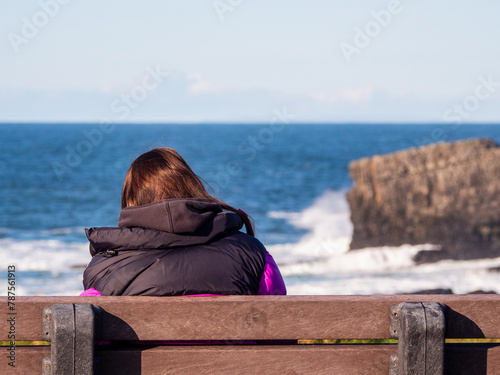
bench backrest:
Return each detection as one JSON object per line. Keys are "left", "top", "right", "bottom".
{"left": 2, "top": 295, "right": 500, "bottom": 374}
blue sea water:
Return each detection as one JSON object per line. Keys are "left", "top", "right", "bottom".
{"left": 2, "top": 123, "right": 500, "bottom": 295}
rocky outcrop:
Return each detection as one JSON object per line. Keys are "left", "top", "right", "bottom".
{"left": 347, "top": 138, "right": 500, "bottom": 261}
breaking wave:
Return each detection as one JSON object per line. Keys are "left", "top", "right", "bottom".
{"left": 267, "top": 190, "right": 500, "bottom": 295}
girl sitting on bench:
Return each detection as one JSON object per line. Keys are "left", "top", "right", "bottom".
{"left": 80, "top": 148, "right": 286, "bottom": 297}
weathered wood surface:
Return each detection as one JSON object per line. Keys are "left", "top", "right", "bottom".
{"left": 445, "top": 344, "right": 500, "bottom": 375}
{"left": 98, "top": 345, "right": 394, "bottom": 375}
{"left": 3, "top": 295, "right": 500, "bottom": 341}
{"left": 2, "top": 346, "right": 49, "bottom": 375}
{"left": 2, "top": 295, "right": 500, "bottom": 374}
{"left": 2, "top": 295, "right": 500, "bottom": 341}
{"left": 4, "top": 344, "right": 500, "bottom": 375}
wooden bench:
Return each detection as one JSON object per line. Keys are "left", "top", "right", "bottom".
{"left": 2, "top": 295, "right": 500, "bottom": 374}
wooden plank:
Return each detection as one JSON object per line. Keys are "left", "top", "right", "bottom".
{"left": 98, "top": 345, "right": 395, "bottom": 375}
{"left": 2, "top": 345, "right": 393, "bottom": 375}
{"left": 2, "top": 295, "right": 500, "bottom": 341}
{"left": 0, "top": 346, "right": 50, "bottom": 375}
{"left": 6, "top": 344, "right": 500, "bottom": 375}
{"left": 445, "top": 344, "right": 500, "bottom": 375}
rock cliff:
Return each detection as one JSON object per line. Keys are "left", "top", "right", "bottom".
{"left": 347, "top": 138, "right": 500, "bottom": 261}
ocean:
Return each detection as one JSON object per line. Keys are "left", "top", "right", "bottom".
{"left": 2, "top": 123, "right": 500, "bottom": 296}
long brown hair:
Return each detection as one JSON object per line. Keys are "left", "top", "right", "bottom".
{"left": 121, "top": 148, "right": 254, "bottom": 236}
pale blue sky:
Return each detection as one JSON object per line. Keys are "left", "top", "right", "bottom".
{"left": 1, "top": 0, "right": 499, "bottom": 123}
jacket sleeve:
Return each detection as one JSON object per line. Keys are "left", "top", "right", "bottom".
{"left": 257, "top": 252, "right": 287, "bottom": 295}
{"left": 80, "top": 288, "right": 101, "bottom": 296}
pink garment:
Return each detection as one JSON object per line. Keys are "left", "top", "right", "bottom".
{"left": 79, "top": 252, "right": 286, "bottom": 297}
{"left": 80, "top": 288, "right": 101, "bottom": 296}
{"left": 258, "top": 253, "right": 287, "bottom": 295}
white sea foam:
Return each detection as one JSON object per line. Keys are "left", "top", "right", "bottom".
{"left": 267, "top": 190, "right": 353, "bottom": 263}
{"left": 267, "top": 190, "right": 500, "bottom": 295}
{"left": 0, "top": 237, "right": 90, "bottom": 296}
{"left": 0, "top": 238, "right": 90, "bottom": 271}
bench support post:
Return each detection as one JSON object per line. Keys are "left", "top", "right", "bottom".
{"left": 389, "top": 302, "right": 445, "bottom": 375}
{"left": 42, "top": 304, "right": 101, "bottom": 375}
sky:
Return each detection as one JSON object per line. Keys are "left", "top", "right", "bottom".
{"left": 0, "top": 0, "right": 499, "bottom": 123}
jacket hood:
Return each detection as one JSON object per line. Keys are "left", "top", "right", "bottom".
{"left": 86, "top": 198, "right": 243, "bottom": 256}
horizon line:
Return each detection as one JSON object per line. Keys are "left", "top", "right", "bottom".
{"left": 1, "top": 121, "right": 500, "bottom": 126}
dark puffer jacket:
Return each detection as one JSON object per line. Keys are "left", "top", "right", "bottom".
{"left": 82, "top": 198, "right": 286, "bottom": 296}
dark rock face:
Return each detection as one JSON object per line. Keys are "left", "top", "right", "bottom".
{"left": 412, "top": 249, "right": 451, "bottom": 265}
{"left": 347, "top": 138, "right": 500, "bottom": 260}
{"left": 406, "top": 288, "right": 454, "bottom": 295}
{"left": 401, "top": 289, "right": 496, "bottom": 295}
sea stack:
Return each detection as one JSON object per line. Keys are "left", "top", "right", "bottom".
{"left": 347, "top": 138, "right": 500, "bottom": 261}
